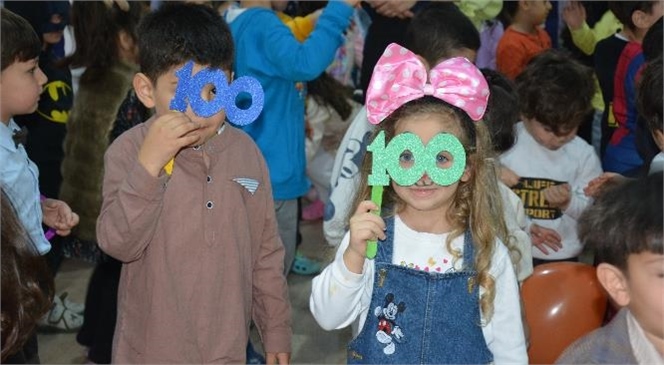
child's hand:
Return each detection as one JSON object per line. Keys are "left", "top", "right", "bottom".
{"left": 366, "top": 0, "right": 417, "bottom": 19}
{"left": 266, "top": 352, "right": 290, "bottom": 364}
{"left": 344, "top": 200, "right": 386, "bottom": 273}
{"left": 542, "top": 183, "right": 572, "bottom": 210}
{"left": 562, "top": 1, "right": 586, "bottom": 31}
{"left": 499, "top": 166, "right": 521, "bottom": 187}
{"left": 41, "top": 198, "right": 80, "bottom": 236}
{"left": 530, "top": 223, "right": 562, "bottom": 255}
{"left": 584, "top": 172, "right": 626, "bottom": 198}
{"left": 138, "top": 112, "right": 200, "bottom": 177}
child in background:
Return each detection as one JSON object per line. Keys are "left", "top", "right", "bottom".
{"left": 96, "top": 4, "right": 291, "bottom": 363}
{"left": 224, "top": 0, "right": 358, "bottom": 275}
{"left": 3, "top": 0, "right": 84, "bottom": 332}
{"left": 604, "top": 2, "right": 663, "bottom": 176}
{"left": 500, "top": 50, "right": 601, "bottom": 266}
{"left": 480, "top": 68, "right": 533, "bottom": 282}
{"left": 311, "top": 44, "right": 526, "bottom": 363}
{"left": 584, "top": 57, "right": 663, "bottom": 197}
{"left": 556, "top": 173, "right": 663, "bottom": 363}
{"left": 56, "top": 1, "right": 144, "bottom": 362}
{"left": 1, "top": 189, "right": 55, "bottom": 363}
{"left": 595, "top": 1, "right": 662, "bottom": 166}
{"left": 324, "top": 2, "right": 481, "bottom": 247}
{"left": 0, "top": 7, "right": 78, "bottom": 362}
{"left": 496, "top": 0, "right": 552, "bottom": 80}
{"left": 639, "top": 58, "right": 663, "bottom": 174}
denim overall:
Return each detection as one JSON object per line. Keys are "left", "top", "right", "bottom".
{"left": 347, "top": 217, "right": 493, "bottom": 364}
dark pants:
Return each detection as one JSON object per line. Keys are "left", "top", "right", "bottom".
{"left": 76, "top": 256, "right": 122, "bottom": 364}
{"left": 5, "top": 332, "right": 40, "bottom": 364}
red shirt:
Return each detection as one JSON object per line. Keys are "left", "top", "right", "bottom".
{"left": 497, "top": 27, "right": 552, "bottom": 80}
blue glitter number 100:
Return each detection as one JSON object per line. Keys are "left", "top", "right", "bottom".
{"left": 169, "top": 61, "right": 264, "bottom": 126}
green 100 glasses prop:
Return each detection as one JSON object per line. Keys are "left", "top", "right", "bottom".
{"left": 365, "top": 130, "right": 467, "bottom": 259}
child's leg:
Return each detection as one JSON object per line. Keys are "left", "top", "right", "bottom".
{"left": 274, "top": 199, "right": 298, "bottom": 276}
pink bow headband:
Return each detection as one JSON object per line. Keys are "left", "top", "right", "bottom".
{"left": 366, "top": 43, "right": 490, "bottom": 125}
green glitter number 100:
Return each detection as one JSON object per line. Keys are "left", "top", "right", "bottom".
{"left": 367, "top": 130, "right": 467, "bottom": 187}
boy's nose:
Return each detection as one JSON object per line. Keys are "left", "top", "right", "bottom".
{"left": 37, "top": 67, "right": 48, "bottom": 86}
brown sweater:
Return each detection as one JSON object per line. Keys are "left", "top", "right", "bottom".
{"left": 97, "top": 119, "right": 292, "bottom": 363}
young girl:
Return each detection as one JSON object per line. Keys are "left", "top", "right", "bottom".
{"left": 310, "top": 44, "right": 527, "bottom": 364}
{"left": 58, "top": 1, "right": 143, "bottom": 363}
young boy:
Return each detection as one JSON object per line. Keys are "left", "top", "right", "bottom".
{"left": 224, "top": 0, "right": 358, "bottom": 275}
{"left": 556, "top": 173, "right": 663, "bottom": 363}
{"left": 496, "top": 0, "right": 552, "bottom": 80}
{"left": 595, "top": 1, "right": 662, "bottom": 172}
{"left": 0, "top": 9, "right": 78, "bottom": 259}
{"left": 96, "top": 4, "right": 291, "bottom": 363}
{"left": 0, "top": 7, "right": 79, "bottom": 361}
{"left": 499, "top": 50, "right": 601, "bottom": 265}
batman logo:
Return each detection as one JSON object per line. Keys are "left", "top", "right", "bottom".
{"left": 36, "top": 80, "right": 72, "bottom": 123}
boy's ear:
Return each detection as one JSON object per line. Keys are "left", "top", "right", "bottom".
{"left": 631, "top": 10, "right": 656, "bottom": 30}
{"left": 133, "top": 72, "right": 155, "bottom": 109}
{"left": 596, "top": 263, "right": 631, "bottom": 307}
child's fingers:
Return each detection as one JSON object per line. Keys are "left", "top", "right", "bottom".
{"left": 534, "top": 242, "right": 549, "bottom": 255}
{"left": 355, "top": 200, "right": 380, "bottom": 215}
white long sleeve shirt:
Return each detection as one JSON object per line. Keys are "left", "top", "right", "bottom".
{"left": 499, "top": 122, "right": 603, "bottom": 260}
{"left": 310, "top": 215, "right": 528, "bottom": 364}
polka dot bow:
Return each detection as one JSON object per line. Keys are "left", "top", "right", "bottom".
{"left": 366, "top": 43, "right": 490, "bottom": 125}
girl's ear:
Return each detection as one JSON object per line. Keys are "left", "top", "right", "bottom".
{"left": 133, "top": 73, "right": 155, "bottom": 109}
{"left": 596, "top": 263, "right": 631, "bottom": 307}
{"left": 460, "top": 163, "right": 472, "bottom": 183}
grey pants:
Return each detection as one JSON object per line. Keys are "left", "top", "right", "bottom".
{"left": 274, "top": 199, "right": 298, "bottom": 276}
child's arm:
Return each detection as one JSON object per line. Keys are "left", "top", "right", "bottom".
{"left": 96, "top": 113, "right": 197, "bottom": 262}
{"left": 252, "top": 158, "right": 292, "bottom": 359}
{"left": 41, "top": 198, "right": 79, "bottom": 236}
{"left": 261, "top": 1, "right": 355, "bottom": 81}
{"left": 563, "top": 147, "right": 603, "bottom": 220}
{"left": 564, "top": 3, "right": 621, "bottom": 56}
{"left": 310, "top": 201, "right": 383, "bottom": 331}
{"left": 486, "top": 244, "right": 528, "bottom": 363}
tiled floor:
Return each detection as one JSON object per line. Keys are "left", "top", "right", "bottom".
{"left": 37, "top": 219, "right": 352, "bottom": 364}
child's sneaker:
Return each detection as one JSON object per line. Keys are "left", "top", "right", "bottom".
{"left": 38, "top": 295, "right": 84, "bottom": 333}
{"left": 246, "top": 341, "right": 265, "bottom": 364}
{"left": 291, "top": 251, "right": 322, "bottom": 275}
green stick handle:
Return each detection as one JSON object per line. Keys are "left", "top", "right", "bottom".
{"left": 366, "top": 185, "right": 384, "bottom": 259}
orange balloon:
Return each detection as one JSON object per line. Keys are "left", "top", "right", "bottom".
{"left": 521, "top": 262, "right": 608, "bottom": 364}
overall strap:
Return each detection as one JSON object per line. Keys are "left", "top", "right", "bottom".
{"left": 375, "top": 216, "right": 395, "bottom": 264}
{"left": 461, "top": 230, "right": 476, "bottom": 271}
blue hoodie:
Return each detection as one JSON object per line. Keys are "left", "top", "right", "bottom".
{"left": 226, "top": 2, "right": 353, "bottom": 200}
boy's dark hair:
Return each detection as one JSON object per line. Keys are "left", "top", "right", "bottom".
{"left": 578, "top": 173, "right": 663, "bottom": 271}
{"left": 500, "top": 1, "right": 520, "bottom": 21}
{"left": 637, "top": 57, "right": 663, "bottom": 134}
{"left": 643, "top": 17, "right": 663, "bottom": 62}
{"left": 64, "top": 1, "right": 143, "bottom": 83}
{"left": 0, "top": 8, "right": 41, "bottom": 71}
{"left": 405, "top": 3, "right": 480, "bottom": 66}
{"left": 516, "top": 50, "right": 595, "bottom": 134}
{"left": 609, "top": 1, "right": 658, "bottom": 31}
{"left": 137, "top": 3, "right": 234, "bottom": 83}
{"left": 481, "top": 69, "right": 519, "bottom": 154}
